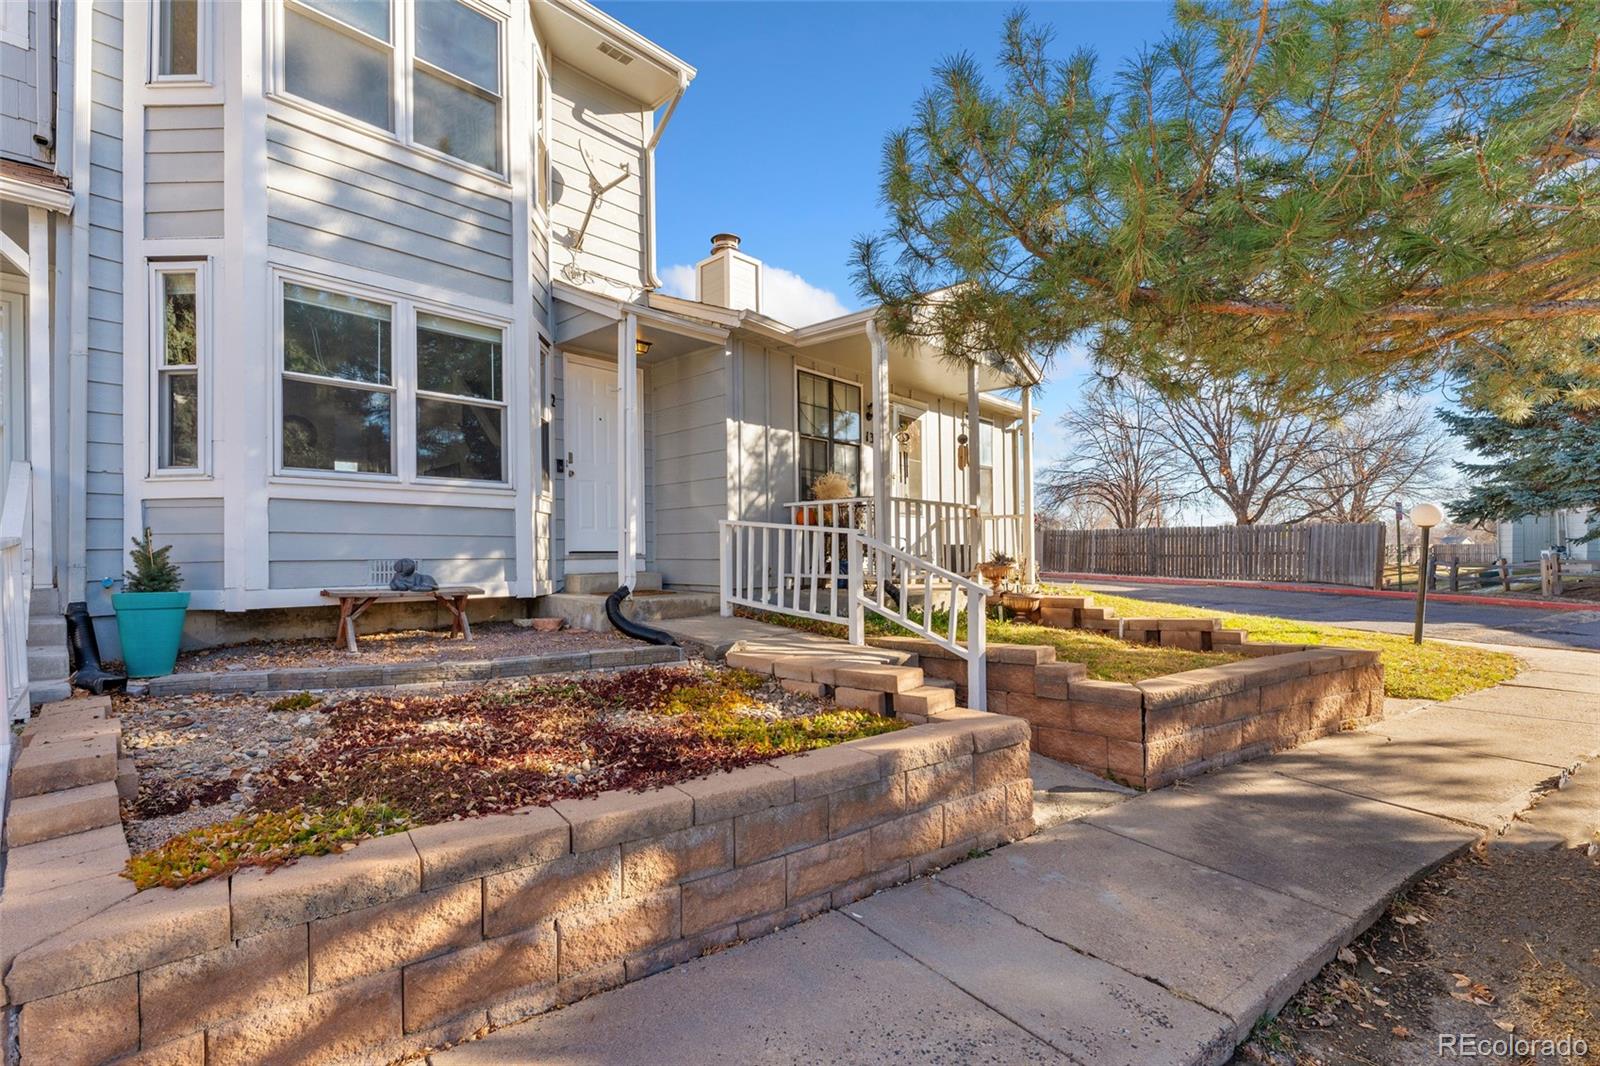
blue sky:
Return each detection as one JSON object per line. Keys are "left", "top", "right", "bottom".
{"left": 605, "top": 1, "right": 1169, "bottom": 468}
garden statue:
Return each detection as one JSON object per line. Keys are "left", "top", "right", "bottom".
{"left": 389, "top": 558, "right": 439, "bottom": 592}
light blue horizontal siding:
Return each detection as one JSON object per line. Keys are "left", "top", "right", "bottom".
{"left": 143, "top": 498, "right": 224, "bottom": 591}
{"left": 264, "top": 116, "right": 514, "bottom": 302}
{"left": 267, "top": 498, "right": 517, "bottom": 590}
{"left": 145, "top": 105, "right": 224, "bottom": 239}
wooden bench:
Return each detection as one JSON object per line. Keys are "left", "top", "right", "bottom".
{"left": 319, "top": 586, "right": 486, "bottom": 654}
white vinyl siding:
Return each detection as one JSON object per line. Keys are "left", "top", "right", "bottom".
{"left": 144, "top": 105, "right": 224, "bottom": 239}
{"left": 267, "top": 498, "right": 515, "bottom": 589}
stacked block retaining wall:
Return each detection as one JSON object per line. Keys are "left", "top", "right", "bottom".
{"left": 2, "top": 704, "right": 1032, "bottom": 1066}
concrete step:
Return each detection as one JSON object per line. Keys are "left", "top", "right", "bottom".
{"left": 894, "top": 685, "right": 957, "bottom": 718}
{"left": 27, "top": 612, "right": 66, "bottom": 646}
{"left": 5, "top": 781, "right": 121, "bottom": 847}
{"left": 28, "top": 643, "right": 70, "bottom": 679}
{"left": 534, "top": 590, "right": 720, "bottom": 632}
{"left": 563, "top": 571, "right": 664, "bottom": 596}
{"left": 11, "top": 718, "right": 119, "bottom": 797}
{"left": 28, "top": 587, "right": 62, "bottom": 617}
{"left": 835, "top": 664, "right": 926, "bottom": 695}
{"left": 27, "top": 679, "right": 74, "bottom": 708}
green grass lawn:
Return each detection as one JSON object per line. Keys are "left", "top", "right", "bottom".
{"left": 984, "top": 617, "right": 1243, "bottom": 683}
{"left": 1046, "top": 585, "right": 1521, "bottom": 701}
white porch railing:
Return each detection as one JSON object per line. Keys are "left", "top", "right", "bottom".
{"left": 2, "top": 461, "right": 34, "bottom": 805}
{"left": 983, "top": 514, "right": 1026, "bottom": 565}
{"left": 785, "top": 496, "right": 1004, "bottom": 576}
{"left": 719, "top": 518, "right": 989, "bottom": 710}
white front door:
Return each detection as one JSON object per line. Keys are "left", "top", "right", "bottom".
{"left": 564, "top": 359, "right": 620, "bottom": 552}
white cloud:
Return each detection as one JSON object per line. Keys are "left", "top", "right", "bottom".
{"left": 760, "top": 265, "right": 852, "bottom": 326}
{"left": 660, "top": 263, "right": 697, "bottom": 300}
{"left": 657, "top": 261, "right": 852, "bottom": 327}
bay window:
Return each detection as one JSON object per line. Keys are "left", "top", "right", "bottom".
{"left": 281, "top": 284, "right": 395, "bottom": 475}
{"left": 155, "top": 0, "right": 200, "bottom": 79}
{"left": 276, "top": 0, "right": 506, "bottom": 176}
{"left": 797, "top": 370, "right": 862, "bottom": 497}
{"left": 152, "top": 265, "right": 206, "bottom": 471}
{"left": 416, "top": 313, "right": 505, "bottom": 481}
{"left": 277, "top": 275, "right": 508, "bottom": 485}
{"left": 283, "top": 0, "right": 394, "bottom": 130}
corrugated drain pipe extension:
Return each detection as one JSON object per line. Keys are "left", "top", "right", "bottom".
{"left": 66, "top": 600, "right": 126, "bottom": 694}
{"left": 604, "top": 586, "right": 679, "bottom": 647}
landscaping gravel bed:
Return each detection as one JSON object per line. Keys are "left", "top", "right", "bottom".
{"left": 114, "top": 662, "right": 902, "bottom": 883}
{"left": 169, "top": 620, "right": 626, "bottom": 673}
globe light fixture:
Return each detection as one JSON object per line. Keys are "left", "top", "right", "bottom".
{"left": 1410, "top": 502, "right": 1444, "bottom": 643}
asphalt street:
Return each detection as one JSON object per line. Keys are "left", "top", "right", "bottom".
{"left": 1073, "top": 580, "right": 1600, "bottom": 653}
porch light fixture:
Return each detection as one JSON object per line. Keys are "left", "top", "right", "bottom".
{"left": 635, "top": 338, "right": 652, "bottom": 357}
{"left": 1409, "top": 502, "right": 1444, "bottom": 644}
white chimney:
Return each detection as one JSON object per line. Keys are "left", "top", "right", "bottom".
{"left": 695, "top": 232, "right": 762, "bottom": 312}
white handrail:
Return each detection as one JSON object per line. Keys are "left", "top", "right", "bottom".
{"left": 850, "top": 531, "right": 988, "bottom": 709}
{"left": 720, "top": 517, "right": 990, "bottom": 711}
{"left": 2, "top": 461, "right": 35, "bottom": 741}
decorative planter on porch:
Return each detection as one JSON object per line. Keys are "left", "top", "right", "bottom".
{"left": 111, "top": 591, "right": 190, "bottom": 678}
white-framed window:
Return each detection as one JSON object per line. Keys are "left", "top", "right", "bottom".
{"left": 978, "top": 418, "right": 996, "bottom": 513}
{"left": 415, "top": 312, "right": 505, "bottom": 482}
{"left": 797, "top": 369, "right": 862, "bottom": 497}
{"left": 533, "top": 48, "right": 551, "bottom": 218}
{"left": 274, "top": 270, "right": 510, "bottom": 486}
{"left": 149, "top": 261, "right": 209, "bottom": 473}
{"left": 151, "top": 0, "right": 207, "bottom": 83}
{"left": 273, "top": 0, "right": 508, "bottom": 178}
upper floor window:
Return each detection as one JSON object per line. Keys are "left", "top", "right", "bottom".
{"left": 156, "top": 0, "right": 199, "bottom": 77}
{"left": 276, "top": 0, "right": 505, "bottom": 176}
{"left": 533, "top": 53, "right": 550, "bottom": 215}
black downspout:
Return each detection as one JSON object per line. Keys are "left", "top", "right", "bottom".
{"left": 604, "top": 586, "right": 678, "bottom": 647}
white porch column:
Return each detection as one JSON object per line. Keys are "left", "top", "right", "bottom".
{"left": 617, "top": 313, "right": 638, "bottom": 590}
{"left": 966, "top": 360, "right": 983, "bottom": 566}
{"left": 1022, "top": 384, "right": 1036, "bottom": 585}
{"left": 26, "top": 206, "right": 52, "bottom": 590}
{"left": 867, "top": 320, "right": 890, "bottom": 544}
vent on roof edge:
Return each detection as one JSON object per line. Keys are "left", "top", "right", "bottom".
{"left": 597, "top": 41, "right": 634, "bottom": 65}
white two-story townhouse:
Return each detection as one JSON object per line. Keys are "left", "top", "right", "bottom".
{"left": 2, "top": 0, "right": 1040, "bottom": 709}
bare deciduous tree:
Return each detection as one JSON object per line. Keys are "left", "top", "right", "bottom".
{"left": 1290, "top": 404, "right": 1450, "bottom": 523}
{"left": 1039, "top": 383, "right": 1188, "bottom": 529}
{"left": 1149, "top": 379, "right": 1340, "bottom": 525}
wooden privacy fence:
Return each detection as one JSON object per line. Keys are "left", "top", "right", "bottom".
{"left": 1036, "top": 521, "right": 1386, "bottom": 588}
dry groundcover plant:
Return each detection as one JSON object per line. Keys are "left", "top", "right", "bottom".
{"left": 124, "top": 665, "right": 903, "bottom": 890}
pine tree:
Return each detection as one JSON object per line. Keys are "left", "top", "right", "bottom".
{"left": 123, "top": 527, "right": 184, "bottom": 593}
{"left": 1442, "top": 387, "right": 1600, "bottom": 540}
{"left": 854, "top": 2, "right": 1600, "bottom": 413}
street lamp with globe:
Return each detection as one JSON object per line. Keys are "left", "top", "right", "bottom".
{"left": 1410, "top": 502, "right": 1444, "bottom": 644}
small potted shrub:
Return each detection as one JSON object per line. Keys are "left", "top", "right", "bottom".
{"left": 112, "top": 528, "right": 189, "bottom": 677}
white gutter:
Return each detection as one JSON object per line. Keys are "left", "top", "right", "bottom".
{"left": 643, "top": 73, "right": 689, "bottom": 291}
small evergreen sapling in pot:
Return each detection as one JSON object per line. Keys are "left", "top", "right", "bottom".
{"left": 111, "top": 527, "right": 191, "bottom": 677}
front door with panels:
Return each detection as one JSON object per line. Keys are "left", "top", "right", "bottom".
{"left": 563, "top": 358, "right": 620, "bottom": 552}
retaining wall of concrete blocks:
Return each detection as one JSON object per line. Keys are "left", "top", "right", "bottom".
{"left": 868, "top": 636, "right": 1383, "bottom": 790}
{"left": 2, "top": 706, "right": 1033, "bottom": 1066}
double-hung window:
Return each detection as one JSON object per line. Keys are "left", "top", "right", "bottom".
{"left": 797, "top": 370, "right": 862, "bottom": 497}
{"left": 533, "top": 54, "right": 551, "bottom": 216}
{"left": 413, "top": 1, "right": 503, "bottom": 172}
{"left": 416, "top": 313, "right": 504, "bottom": 481}
{"left": 281, "top": 283, "right": 395, "bottom": 475}
{"left": 277, "top": 277, "right": 507, "bottom": 484}
{"left": 282, "top": 0, "right": 394, "bottom": 130}
{"left": 152, "top": 265, "right": 206, "bottom": 472}
{"left": 277, "top": 0, "right": 505, "bottom": 176}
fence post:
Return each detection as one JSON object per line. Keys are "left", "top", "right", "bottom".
{"left": 1449, "top": 557, "right": 1460, "bottom": 592}
{"left": 1500, "top": 557, "right": 1511, "bottom": 593}
{"left": 1426, "top": 547, "right": 1437, "bottom": 591}
{"left": 847, "top": 533, "right": 865, "bottom": 645}
{"left": 718, "top": 521, "right": 732, "bottom": 616}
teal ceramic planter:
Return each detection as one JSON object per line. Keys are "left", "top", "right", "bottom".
{"left": 111, "top": 590, "right": 190, "bottom": 678}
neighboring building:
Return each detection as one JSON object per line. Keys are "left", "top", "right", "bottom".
{"left": 1497, "top": 510, "right": 1599, "bottom": 563}
{"left": 1, "top": 0, "right": 1039, "bottom": 705}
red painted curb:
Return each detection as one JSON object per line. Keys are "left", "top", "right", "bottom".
{"left": 1041, "top": 572, "right": 1598, "bottom": 613}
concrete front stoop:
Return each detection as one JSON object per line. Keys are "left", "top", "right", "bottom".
{"left": 25, "top": 588, "right": 71, "bottom": 707}
{"left": 534, "top": 589, "right": 721, "bottom": 634}
{"left": 431, "top": 644, "right": 1600, "bottom": 1066}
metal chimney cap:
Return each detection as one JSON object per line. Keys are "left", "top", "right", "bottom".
{"left": 710, "top": 232, "right": 742, "bottom": 252}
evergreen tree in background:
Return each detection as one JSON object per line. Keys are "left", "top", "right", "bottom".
{"left": 1442, "top": 384, "right": 1600, "bottom": 540}
{"left": 854, "top": 1, "right": 1600, "bottom": 413}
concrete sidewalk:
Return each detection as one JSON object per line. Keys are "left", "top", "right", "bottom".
{"left": 431, "top": 646, "right": 1599, "bottom": 1066}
